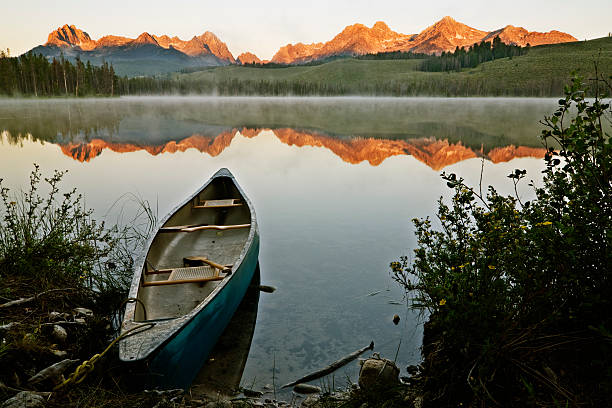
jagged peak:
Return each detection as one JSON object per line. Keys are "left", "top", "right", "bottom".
{"left": 439, "top": 16, "right": 457, "bottom": 23}
{"left": 133, "top": 32, "right": 158, "bottom": 44}
{"left": 46, "top": 24, "right": 94, "bottom": 48}
{"left": 200, "top": 31, "right": 220, "bottom": 40}
{"left": 237, "top": 52, "right": 262, "bottom": 65}
{"left": 372, "top": 21, "right": 391, "bottom": 31}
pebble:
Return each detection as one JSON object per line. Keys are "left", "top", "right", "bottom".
{"left": 51, "top": 325, "right": 67, "bottom": 343}
{"left": 73, "top": 307, "right": 93, "bottom": 317}
{"left": 50, "top": 349, "right": 68, "bottom": 358}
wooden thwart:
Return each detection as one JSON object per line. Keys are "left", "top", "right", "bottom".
{"left": 193, "top": 198, "right": 242, "bottom": 209}
{"left": 159, "top": 223, "right": 251, "bottom": 233}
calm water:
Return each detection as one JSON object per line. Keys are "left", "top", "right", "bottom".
{"left": 0, "top": 97, "right": 555, "bottom": 395}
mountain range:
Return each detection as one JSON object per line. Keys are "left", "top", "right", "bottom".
{"left": 27, "top": 17, "right": 577, "bottom": 76}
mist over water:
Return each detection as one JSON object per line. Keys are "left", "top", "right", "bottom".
{"left": 0, "top": 96, "right": 555, "bottom": 396}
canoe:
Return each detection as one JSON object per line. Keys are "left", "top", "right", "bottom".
{"left": 119, "top": 168, "right": 259, "bottom": 389}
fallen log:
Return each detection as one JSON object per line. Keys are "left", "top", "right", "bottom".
{"left": 0, "top": 322, "right": 18, "bottom": 332}
{"left": 0, "top": 288, "right": 75, "bottom": 309}
{"left": 281, "top": 341, "right": 374, "bottom": 389}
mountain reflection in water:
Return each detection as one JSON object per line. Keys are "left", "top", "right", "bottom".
{"left": 54, "top": 128, "right": 546, "bottom": 171}
{"left": 0, "top": 96, "right": 555, "bottom": 171}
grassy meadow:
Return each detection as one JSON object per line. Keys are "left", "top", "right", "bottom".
{"left": 134, "top": 37, "right": 612, "bottom": 97}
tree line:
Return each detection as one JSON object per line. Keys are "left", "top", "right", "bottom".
{"left": 357, "top": 50, "right": 429, "bottom": 60}
{"left": 118, "top": 75, "right": 569, "bottom": 97}
{"left": 354, "top": 36, "right": 529, "bottom": 72}
{"left": 418, "top": 36, "right": 529, "bottom": 72}
{"left": 0, "top": 50, "right": 117, "bottom": 97}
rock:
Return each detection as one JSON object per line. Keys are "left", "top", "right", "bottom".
{"left": 48, "top": 311, "right": 69, "bottom": 321}
{"left": 300, "top": 396, "right": 319, "bottom": 408}
{"left": 1, "top": 391, "right": 45, "bottom": 408}
{"left": 293, "top": 384, "right": 321, "bottom": 394}
{"left": 144, "top": 388, "right": 184, "bottom": 398}
{"left": 50, "top": 349, "right": 68, "bottom": 358}
{"left": 241, "top": 388, "right": 263, "bottom": 397}
{"left": 51, "top": 324, "right": 67, "bottom": 343}
{"left": 231, "top": 401, "right": 252, "bottom": 408}
{"left": 358, "top": 357, "right": 400, "bottom": 391}
{"left": 406, "top": 365, "right": 419, "bottom": 375}
{"left": 205, "top": 401, "right": 232, "bottom": 408}
{"left": 73, "top": 307, "right": 93, "bottom": 318}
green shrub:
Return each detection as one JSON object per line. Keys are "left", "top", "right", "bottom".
{"left": 392, "top": 73, "right": 611, "bottom": 406}
{"left": 0, "top": 164, "right": 140, "bottom": 297}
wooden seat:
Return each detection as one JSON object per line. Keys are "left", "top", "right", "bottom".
{"left": 142, "top": 257, "right": 231, "bottom": 287}
{"left": 193, "top": 199, "right": 242, "bottom": 209}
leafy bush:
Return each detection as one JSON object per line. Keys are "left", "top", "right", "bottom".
{"left": 0, "top": 164, "right": 145, "bottom": 298}
{"left": 392, "top": 73, "right": 611, "bottom": 406}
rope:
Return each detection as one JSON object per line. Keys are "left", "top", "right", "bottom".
{"left": 53, "top": 322, "right": 154, "bottom": 391}
{"left": 119, "top": 297, "right": 148, "bottom": 321}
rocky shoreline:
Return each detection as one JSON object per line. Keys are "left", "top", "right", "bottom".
{"left": 0, "top": 283, "right": 422, "bottom": 408}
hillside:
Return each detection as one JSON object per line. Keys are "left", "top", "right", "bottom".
{"left": 164, "top": 37, "right": 612, "bottom": 96}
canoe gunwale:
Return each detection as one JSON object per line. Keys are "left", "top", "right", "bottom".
{"left": 119, "top": 168, "right": 258, "bottom": 363}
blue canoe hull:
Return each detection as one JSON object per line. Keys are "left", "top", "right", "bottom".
{"left": 146, "top": 233, "right": 259, "bottom": 389}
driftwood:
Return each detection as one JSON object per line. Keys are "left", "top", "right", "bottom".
{"left": 258, "top": 285, "right": 276, "bottom": 293}
{"left": 41, "top": 321, "right": 87, "bottom": 327}
{"left": 281, "top": 341, "right": 374, "bottom": 389}
{"left": 0, "top": 322, "right": 18, "bottom": 331}
{"left": 28, "top": 359, "right": 79, "bottom": 386}
{"left": 0, "top": 288, "right": 74, "bottom": 309}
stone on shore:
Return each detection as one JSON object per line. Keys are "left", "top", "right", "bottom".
{"left": 293, "top": 383, "right": 321, "bottom": 394}
{"left": 1, "top": 391, "right": 45, "bottom": 408}
{"left": 358, "top": 357, "right": 400, "bottom": 390}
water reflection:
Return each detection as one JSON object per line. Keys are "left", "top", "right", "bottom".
{"left": 190, "top": 265, "right": 261, "bottom": 397}
{"left": 0, "top": 97, "right": 554, "bottom": 171}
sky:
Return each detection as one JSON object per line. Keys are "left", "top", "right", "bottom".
{"left": 1, "top": 0, "right": 610, "bottom": 60}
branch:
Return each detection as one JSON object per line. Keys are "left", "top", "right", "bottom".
{"left": 281, "top": 341, "right": 374, "bottom": 388}
{"left": 0, "top": 288, "right": 75, "bottom": 309}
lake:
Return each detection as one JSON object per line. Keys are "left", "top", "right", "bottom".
{"left": 0, "top": 96, "right": 555, "bottom": 397}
